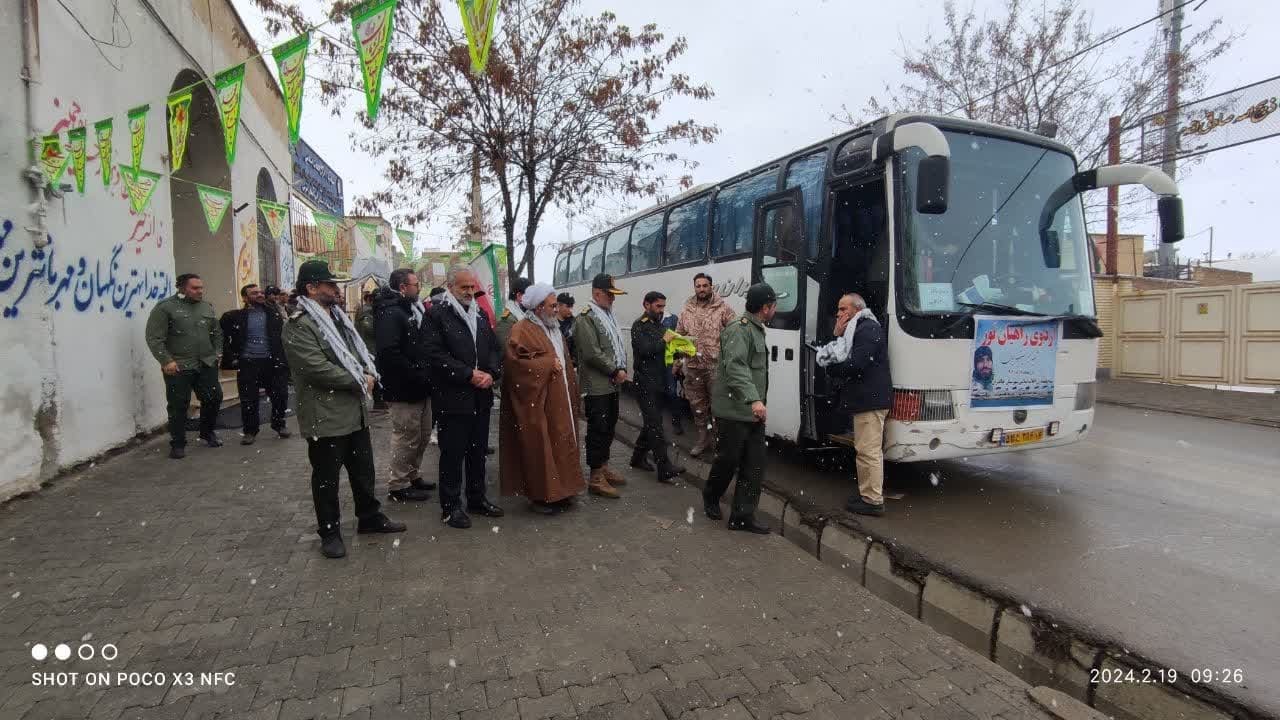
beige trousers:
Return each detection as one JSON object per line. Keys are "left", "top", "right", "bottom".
{"left": 853, "top": 409, "right": 888, "bottom": 505}
{"left": 388, "top": 399, "right": 431, "bottom": 490}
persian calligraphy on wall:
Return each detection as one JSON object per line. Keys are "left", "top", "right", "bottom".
{"left": 1135, "top": 75, "right": 1280, "bottom": 163}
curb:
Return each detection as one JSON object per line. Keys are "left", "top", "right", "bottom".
{"left": 614, "top": 415, "right": 1262, "bottom": 720}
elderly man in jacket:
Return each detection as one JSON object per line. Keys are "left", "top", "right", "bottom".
{"left": 374, "top": 268, "right": 435, "bottom": 503}
{"left": 676, "top": 272, "right": 736, "bottom": 456}
{"left": 820, "top": 293, "right": 893, "bottom": 517}
{"left": 284, "top": 260, "right": 406, "bottom": 559}
{"left": 573, "top": 273, "right": 630, "bottom": 498}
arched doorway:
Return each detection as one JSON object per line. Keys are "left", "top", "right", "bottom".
{"left": 167, "top": 69, "right": 234, "bottom": 312}
{"left": 256, "top": 169, "right": 279, "bottom": 288}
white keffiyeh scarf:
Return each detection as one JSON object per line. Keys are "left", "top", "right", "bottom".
{"left": 589, "top": 301, "right": 628, "bottom": 370}
{"left": 296, "top": 295, "right": 380, "bottom": 393}
{"left": 509, "top": 304, "right": 526, "bottom": 322}
{"left": 443, "top": 290, "right": 480, "bottom": 368}
{"left": 410, "top": 300, "right": 424, "bottom": 329}
{"left": 816, "top": 308, "right": 876, "bottom": 368}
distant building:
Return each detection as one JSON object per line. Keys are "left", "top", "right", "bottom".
{"left": 289, "top": 140, "right": 352, "bottom": 274}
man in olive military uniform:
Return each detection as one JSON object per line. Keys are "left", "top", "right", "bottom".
{"left": 495, "top": 276, "right": 533, "bottom": 350}
{"left": 630, "top": 291, "right": 685, "bottom": 483}
{"left": 702, "top": 283, "right": 778, "bottom": 534}
{"left": 284, "top": 260, "right": 406, "bottom": 559}
{"left": 573, "top": 273, "right": 630, "bottom": 498}
{"left": 145, "top": 273, "right": 224, "bottom": 459}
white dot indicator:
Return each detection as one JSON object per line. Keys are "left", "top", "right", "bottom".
{"left": 31, "top": 644, "right": 48, "bottom": 661}
{"left": 54, "top": 644, "right": 71, "bottom": 661}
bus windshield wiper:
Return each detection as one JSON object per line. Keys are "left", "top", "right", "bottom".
{"left": 956, "top": 301, "right": 1049, "bottom": 317}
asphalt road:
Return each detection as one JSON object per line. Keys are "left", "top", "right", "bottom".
{"left": 621, "top": 400, "right": 1280, "bottom": 717}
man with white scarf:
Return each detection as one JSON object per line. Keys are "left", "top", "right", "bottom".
{"left": 572, "top": 273, "right": 631, "bottom": 498}
{"left": 284, "top": 260, "right": 406, "bottom": 560}
{"left": 819, "top": 293, "right": 893, "bottom": 518}
{"left": 498, "top": 283, "right": 586, "bottom": 514}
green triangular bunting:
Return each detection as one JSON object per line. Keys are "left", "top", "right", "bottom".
{"left": 396, "top": 229, "right": 414, "bottom": 257}
{"left": 197, "top": 184, "right": 233, "bottom": 233}
{"left": 272, "top": 34, "right": 310, "bottom": 148}
{"left": 258, "top": 199, "right": 290, "bottom": 240}
{"left": 213, "top": 64, "right": 246, "bottom": 166}
{"left": 356, "top": 221, "right": 379, "bottom": 253}
{"left": 458, "top": 0, "right": 500, "bottom": 75}
{"left": 167, "top": 89, "right": 193, "bottom": 172}
{"left": 38, "top": 134, "right": 70, "bottom": 188}
{"left": 351, "top": 0, "right": 398, "bottom": 120}
{"left": 314, "top": 211, "right": 341, "bottom": 251}
{"left": 67, "top": 127, "right": 87, "bottom": 194}
{"left": 127, "top": 104, "right": 148, "bottom": 169}
{"left": 118, "top": 164, "right": 162, "bottom": 214}
{"left": 94, "top": 118, "right": 113, "bottom": 187}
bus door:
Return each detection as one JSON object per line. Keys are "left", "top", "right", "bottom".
{"left": 751, "top": 187, "right": 807, "bottom": 442}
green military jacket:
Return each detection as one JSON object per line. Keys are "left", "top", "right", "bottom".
{"left": 495, "top": 307, "right": 520, "bottom": 351}
{"left": 573, "top": 305, "right": 624, "bottom": 397}
{"left": 711, "top": 314, "right": 769, "bottom": 423}
{"left": 355, "top": 303, "right": 377, "bottom": 352}
{"left": 283, "top": 309, "right": 369, "bottom": 439}
{"left": 145, "top": 294, "right": 221, "bottom": 370}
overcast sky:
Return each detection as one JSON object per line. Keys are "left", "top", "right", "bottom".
{"left": 233, "top": 0, "right": 1279, "bottom": 280}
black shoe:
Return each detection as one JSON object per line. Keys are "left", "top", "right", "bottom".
{"left": 442, "top": 507, "right": 472, "bottom": 529}
{"left": 411, "top": 477, "right": 437, "bottom": 491}
{"left": 389, "top": 487, "right": 431, "bottom": 503}
{"left": 240, "top": 434, "right": 256, "bottom": 446}
{"left": 529, "top": 501, "right": 561, "bottom": 516}
{"left": 200, "top": 433, "right": 223, "bottom": 448}
{"left": 630, "top": 456, "right": 655, "bottom": 472}
{"left": 845, "top": 497, "right": 886, "bottom": 517}
{"left": 357, "top": 515, "right": 407, "bottom": 534}
{"left": 467, "top": 500, "right": 505, "bottom": 518}
{"left": 169, "top": 446, "right": 186, "bottom": 460}
{"left": 727, "top": 516, "right": 770, "bottom": 534}
{"left": 275, "top": 428, "right": 292, "bottom": 439}
{"left": 703, "top": 498, "right": 723, "bottom": 520}
{"left": 320, "top": 534, "right": 347, "bottom": 559}
{"left": 658, "top": 465, "right": 685, "bottom": 484}
{"left": 553, "top": 496, "right": 577, "bottom": 510}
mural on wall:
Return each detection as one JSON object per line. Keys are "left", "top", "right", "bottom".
{"left": 237, "top": 214, "right": 259, "bottom": 290}
{"left": 1, "top": 220, "right": 171, "bottom": 319}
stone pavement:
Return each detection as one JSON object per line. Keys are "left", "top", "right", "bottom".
{"left": 1096, "top": 378, "right": 1280, "bottom": 428}
{"left": 0, "top": 412, "right": 1057, "bottom": 720}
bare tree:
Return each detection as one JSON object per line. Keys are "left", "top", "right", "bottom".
{"left": 835, "top": 0, "right": 1235, "bottom": 222}
{"left": 251, "top": 0, "right": 718, "bottom": 280}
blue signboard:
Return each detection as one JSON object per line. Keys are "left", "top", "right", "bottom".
{"left": 291, "top": 139, "right": 344, "bottom": 216}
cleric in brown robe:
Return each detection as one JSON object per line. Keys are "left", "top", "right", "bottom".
{"left": 499, "top": 283, "right": 586, "bottom": 514}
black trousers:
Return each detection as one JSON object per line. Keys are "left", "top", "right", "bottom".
{"left": 236, "top": 358, "right": 288, "bottom": 435}
{"left": 306, "top": 428, "right": 383, "bottom": 538}
{"left": 437, "top": 410, "right": 491, "bottom": 511}
{"left": 164, "top": 365, "right": 222, "bottom": 448}
{"left": 703, "top": 418, "right": 766, "bottom": 520}
{"left": 584, "top": 393, "right": 620, "bottom": 470}
{"left": 633, "top": 386, "right": 674, "bottom": 471}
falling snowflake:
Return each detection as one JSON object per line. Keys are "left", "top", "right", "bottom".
{"left": 685, "top": 508, "right": 694, "bottom": 524}
{"left": 930, "top": 472, "right": 940, "bottom": 486}
{"left": 1176, "top": 440, "right": 1191, "bottom": 448}
{"left": 250, "top": 578, "right": 257, "bottom": 586}
{"left": 81, "top": 632, "right": 93, "bottom": 642}
{"left": 448, "top": 658, "right": 457, "bottom": 668}
{"left": 392, "top": 538, "right": 401, "bottom": 548}
{"left": 139, "top": 521, "right": 146, "bottom": 527}
{"left": 491, "top": 526, "right": 500, "bottom": 534}
{"left": 1020, "top": 604, "right": 1032, "bottom": 617}
{"left": 94, "top": 512, "right": 101, "bottom": 518}
{"left": 10, "top": 591, "right": 19, "bottom": 599}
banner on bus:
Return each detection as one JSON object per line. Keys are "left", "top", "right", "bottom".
{"left": 970, "top": 316, "right": 1059, "bottom": 411}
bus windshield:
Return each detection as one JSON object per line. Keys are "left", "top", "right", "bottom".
{"left": 899, "top": 131, "right": 1095, "bottom": 318}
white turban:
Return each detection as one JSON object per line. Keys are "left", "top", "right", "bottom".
{"left": 521, "top": 283, "right": 556, "bottom": 311}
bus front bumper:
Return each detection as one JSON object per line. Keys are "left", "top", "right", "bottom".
{"left": 883, "top": 408, "right": 1094, "bottom": 462}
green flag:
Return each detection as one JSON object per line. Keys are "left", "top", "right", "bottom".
{"left": 127, "top": 104, "right": 148, "bottom": 169}
{"left": 356, "top": 221, "right": 379, "bottom": 253}
{"left": 396, "top": 229, "right": 414, "bottom": 257}
{"left": 38, "top": 134, "right": 70, "bottom": 188}
{"left": 167, "top": 89, "right": 193, "bottom": 172}
{"left": 457, "top": 0, "right": 500, "bottom": 75}
{"left": 118, "top": 164, "right": 162, "bottom": 214}
{"left": 314, "top": 211, "right": 340, "bottom": 251}
{"left": 67, "top": 127, "right": 87, "bottom": 194}
{"left": 258, "top": 199, "right": 290, "bottom": 240}
{"left": 351, "top": 0, "right": 397, "bottom": 120}
{"left": 196, "top": 184, "right": 232, "bottom": 233}
{"left": 94, "top": 118, "right": 113, "bottom": 187}
{"left": 272, "top": 34, "right": 309, "bottom": 147}
{"left": 213, "top": 63, "right": 246, "bottom": 166}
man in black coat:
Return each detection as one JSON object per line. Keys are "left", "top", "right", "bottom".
{"left": 420, "top": 265, "right": 505, "bottom": 529}
{"left": 630, "top": 291, "right": 685, "bottom": 483}
{"left": 826, "top": 293, "right": 893, "bottom": 517}
{"left": 221, "top": 283, "right": 290, "bottom": 445}
{"left": 374, "top": 268, "right": 436, "bottom": 503}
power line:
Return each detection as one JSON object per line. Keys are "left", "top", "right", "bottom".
{"left": 945, "top": 0, "right": 1207, "bottom": 116}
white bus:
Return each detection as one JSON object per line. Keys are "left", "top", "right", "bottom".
{"left": 553, "top": 114, "right": 1183, "bottom": 462}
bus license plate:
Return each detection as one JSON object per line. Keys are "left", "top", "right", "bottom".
{"left": 1002, "top": 428, "right": 1045, "bottom": 446}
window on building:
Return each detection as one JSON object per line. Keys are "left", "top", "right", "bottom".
{"left": 664, "top": 196, "right": 710, "bottom": 265}
{"left": 784, "top": 151, "right": 827, "bottom": 258}
{"left": 712, "top": 169, "right": 778, "bottom": 257}
{"left": 630, "top": 214, "right": 663, "bottom": 272}
{"left": 568, "top": 244, "right": 586, "bottom": 283}
{"left": 582, "top": 235, "right": 605, "bottom": 281}
{"left": 603, "top": 225, "right": 631, "bottom": 276}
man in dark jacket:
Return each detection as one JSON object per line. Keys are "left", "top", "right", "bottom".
{"left": 556, "top": 292, "right": 576, "bottom": 359}
{"left": 421, "top": 265, "right": 505, "bottom": 529}
{"left": 374, "top": 268, "right": 435, "bottom": 503}
{"left": 826, "top": 293, "right": 892, "bottom": 517}
{"left": 630, "top": 291, "right": 685, "bottom": 483}
{"left": 221, "top": 283, "right": 291, "bottom": 445}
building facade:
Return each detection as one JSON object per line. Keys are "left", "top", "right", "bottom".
{"left": 1, "top": 0, "right": 294, "bottom": 500}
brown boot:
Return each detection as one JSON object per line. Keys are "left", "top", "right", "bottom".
{"left": 602, "top": 465, "right": 628, "bottom": 487}
{"left": 588, "top": 468, "right": 620, "bottom": 498}
{"left": 690, "top": 426, "right": 711, "bottom": 457}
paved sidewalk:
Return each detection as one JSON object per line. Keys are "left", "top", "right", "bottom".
{"left": 1096, "top": 378, "right": 1280, "bottom": 428}
{"left": 0, "top": 414, "right": 1055, "bottom": 720}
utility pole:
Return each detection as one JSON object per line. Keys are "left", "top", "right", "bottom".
{"left": 1157, "top": 0, "right": 1183, "bottom": 267}
{"left": 1106, "top": 116, "right": 1121, "bottom": 275}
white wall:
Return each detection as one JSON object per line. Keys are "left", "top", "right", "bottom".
{"left": 0, "top": 0, "right": 291, "bottom": 500}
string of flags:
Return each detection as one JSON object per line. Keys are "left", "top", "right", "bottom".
{"left": 31, "top": 0, "right": 498, "bottom": 253}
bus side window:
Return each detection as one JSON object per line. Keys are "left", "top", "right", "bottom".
{"left": 554, "top": 251, "right": 569, "bottom": 286}
{"left": 784, "top": 150, "right": 827, "bottom": 259}
{"left": 713, "top": 169, "right": 778, "bottom": 257}
{"left": 665, "top": 196, "right": 710, "bottom": 265}
{"left": 630, "top": 214, "right": 663, "bottom": 272}
{"left": 568, "top": 244, "right": 586, "bottom": 284}
{"left": 603, "top": 226, "right": 630, "bottom": 277}
{"left": 582, "top": 235, "right": 606, "bottom": 281}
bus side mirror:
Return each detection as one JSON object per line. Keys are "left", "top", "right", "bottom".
{"left": 916, "top": 155, "right": 950, "bottom": 214}
{"left": 1158, "top": 196, "right": 1184, "bottom": 244}
{"left": 1040, "top": 229, "right": 1062, "bottom": 269}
